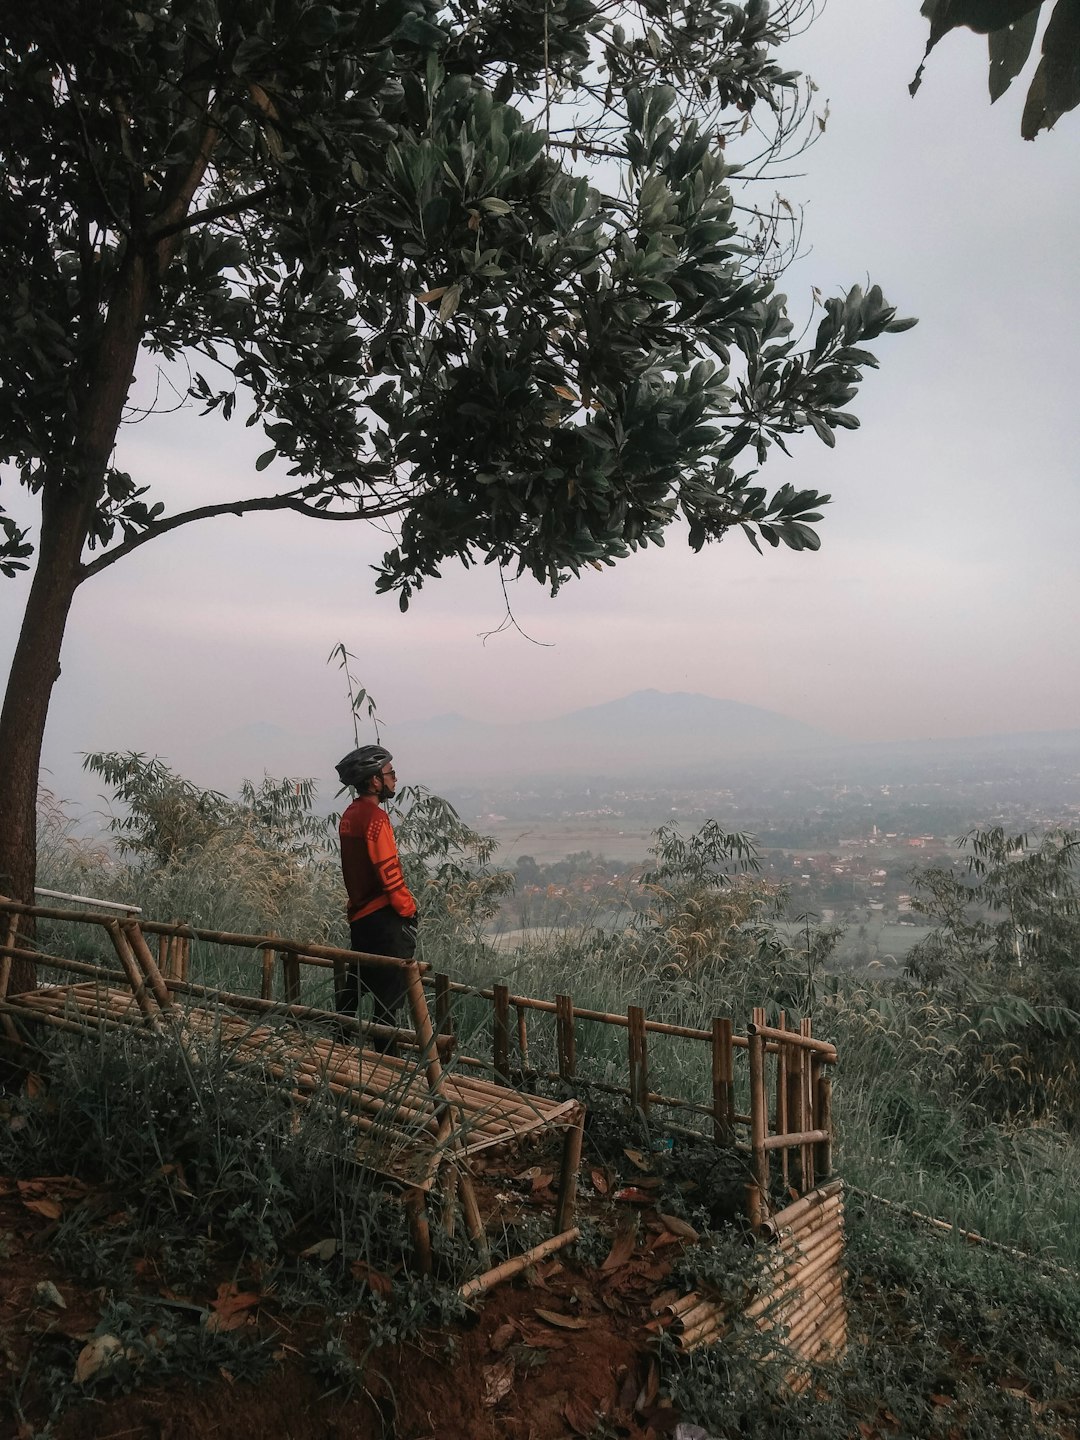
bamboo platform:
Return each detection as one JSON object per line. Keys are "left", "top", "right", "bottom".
{"left": 0, "top": 896, "right": 848, "bottom": 1355}
{"left": 0, "top": 900, "right": 586, "bottom": 1283}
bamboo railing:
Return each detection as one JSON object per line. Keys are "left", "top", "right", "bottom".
{"left": 0, "top": 898, "right": 838, "bottom": 1228}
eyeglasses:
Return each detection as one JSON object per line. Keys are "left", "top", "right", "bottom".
{"left": 381, "top": 767, "right": 396, "bottom": 778}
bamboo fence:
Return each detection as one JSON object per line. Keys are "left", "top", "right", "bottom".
{"left": 0, "top": 896, "right": 849, "bottom": 1362}
{"left": 0, "top": 896, "right": 839, "bottom": 1227}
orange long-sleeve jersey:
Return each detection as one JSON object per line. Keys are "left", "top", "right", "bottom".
{"left": 339, "top": 796, "right": 418, "bottom": 922}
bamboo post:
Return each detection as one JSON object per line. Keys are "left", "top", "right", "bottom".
{"left": 748, "top": 1021, "right": 769, "bottom": 1230}
{"left": 628, "top": 1005, "right": 648, "bottom": 1118}
{"left": 0, "top": 912, "right": 22, "bottom": 1044}
{"left": 458, "top": 1173, "right": 490, "bottom": 1265}
{"left": 261, "top": 936, "right": 276, "bottom": 1002}
{"left": 493, "top": 983, "right": 510, "bottom": 1084}
{"left": 332, "top": 956, "right": 347, "bottom": 1012}
{"left": 406, "top": 1190, "right": 432, "bottom": 1275}
{"left": 515, "top": 1003, "right": 530, "bottom": 1071}
{"left": 800, "top": 1018, "right": 815, "bottom": 1193}
{"left": 179, "top": 932, "right": 191, "bottom": 982}
{"left": 712, "top": 1017, "right": 734, "bottom": 1143}
{"left": 434, "top": 972, "right": 454, "bottom": 1035}
{"left": 816, "top": 1070, "right": 833, "bottom": 1178}
{"left": 282, "top": 951, "right": 302, "bottom": 1006}
{"left": 0, "top": 911, "right": 18, "bottom": 998}
{"left": 104, "top": 921, "right": 161, "bottom": 1029}
{"left": 122, "top": 921, "right": 176, "bottom": 1014}
{"left": 554, "top": 1106, "right": 585, "bottom": 1235}
{"left": 157, "top": 933, "right": 169, "bottom": 975}
{"left": 555, "top": 993, "right": 575, "bottom": 1079}
{"left": 166, "top": 919, "right": 182, "bottom": 980}
{"left": 775, "top": 1011, "right": 789, "bottom": 1189}
{"left": 785, "top": 1044, "right": 803, "bottom": 1194}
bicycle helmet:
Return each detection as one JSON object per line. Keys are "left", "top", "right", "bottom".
{"left": 335, "top": 744, "right": 394, "bottom": 789}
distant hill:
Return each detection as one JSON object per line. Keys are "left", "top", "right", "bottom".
{"left": 57, "top": 692, "right": 1080, "bottom": 811}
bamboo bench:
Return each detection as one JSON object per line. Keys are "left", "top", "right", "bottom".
{"left": 0, "top": 900, "right": 586, "bottom": 1284}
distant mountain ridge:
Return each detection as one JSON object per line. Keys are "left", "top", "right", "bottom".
{"left": 189, "top": 690, "right": 833, "bottom": 790}
{"left": 51, "top": 691, "right": 1080, "bottom": 814}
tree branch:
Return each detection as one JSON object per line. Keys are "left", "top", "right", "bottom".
{"left": 148, "top": 183, "right": 283, "bottom": 242}
{"left": 78, "top": 487, "right": 411, "bottom": 581}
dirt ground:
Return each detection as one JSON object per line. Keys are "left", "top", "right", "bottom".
{"left": 0, "top": 1170, "right": 697, "bottom": 1440}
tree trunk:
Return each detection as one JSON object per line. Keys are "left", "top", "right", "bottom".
{"left": 0, "top": 248, "right": 154, "bottom": 992}
{"left": 0, "top": 486, "right": 91, "bottom": 991}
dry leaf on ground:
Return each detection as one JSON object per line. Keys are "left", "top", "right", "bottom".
{"left": 563, "top": 1394, "right": 598, "bottom": 1435}
{"left": 534, "top": 1308, "right": 589, "bottom": 1330}
{"left": 481, "top": 1356, "right": 515, "bottom": 1407}
{"left": 205, "top": 1283, "right": 261, "bottom": 1333}
{"left": 658, "top": 1214, "right": 699, "bottom": 1242}
{"left": 74, "top": 1334, "right": 123, "bottom": 1385}
{"left": 601, "top": 1226, "right": 637, "bottom": 1272}
{"left": 351, "top": 1260, "right": 393, "bottom": 1296}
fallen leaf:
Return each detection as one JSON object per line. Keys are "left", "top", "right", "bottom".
{"left": 205, "top": 1283, "right": 261, "bottom": 1333}
{"left": 481, "top": 1356, "right": 515, "bottom": 1407}
{"left": 623, "top": 1148, "right": 653, "bottom": 1172}
{"left": 635, "top": 1356, "right": 659, "bottom": 1414}
{"left": 930, "top": 1394, "right": 953, "bottom": 1407}
{"left": 590, "top": 1168, "right": 609, "bottom": 1195}
{"left": 350, "top": 1260, "right": 393, "bottom": 1296}
{"left": 563, "top": 1394, "right": 597, "bottom": 1435}
{"left": 24, "top": 1073, "right": 43, "bottom": 1099}
{"left": 658, "top": 1214, "right": 699, "bottom": 1242}
{"left": 646, "top": 1230, "right": 680, "bottom": 1251}
{"left": 301, "top": 1238, "right": 338, "bottom": 1262}
{"left": 74, "top": 1334, "right": 123, "bottom": 1385}
{"left": 534, "top": 1308, "right": 589, "bottom": 1331}
{"left": 530, "top": 1171, "right": 554, "bottom": 1193}
{"left": 601, "top": 1227, "right": 637, "bottom": 1272}
{"left": 24, "top": 1197, "right": 63, "bottom": 1220}
{"left": 33, "top": 1281, "right": 66, "bottom": 1309}
{"left": 614, "top": 1187, "right": 654, "bottom": 1205}
{"left": 490, "top": 1321, "right": 517, "bottom": 1353}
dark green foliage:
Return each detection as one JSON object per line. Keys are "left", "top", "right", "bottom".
{"left": 914, "top": 0, "right": 1080, "bottom": 138}
{"left": 0, "top": 0, "right": 911, "bottom": 591}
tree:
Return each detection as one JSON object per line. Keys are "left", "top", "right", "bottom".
{"left": 907, "top": 826, "right": 1080, "bottom": 1122}
{"left": 0, "top": 0, "right": 913, "bottom": 965}
{"left": 912, "top": 1, "right": 1080, "bottom": 138}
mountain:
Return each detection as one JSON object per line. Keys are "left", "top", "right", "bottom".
{"left": 383, "top": 690, "right": 833, "bottom": 782}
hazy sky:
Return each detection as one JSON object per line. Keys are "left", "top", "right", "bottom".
{"left": 4, "top": 0, "right": 1079, "bottom": 803}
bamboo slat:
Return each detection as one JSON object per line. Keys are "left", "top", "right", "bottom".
{"left": 459, "top": 1228, "right": 580, "bottom": 1301}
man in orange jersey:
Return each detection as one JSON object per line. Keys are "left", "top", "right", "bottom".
{"left": 335, "top": 744, "right": 419, "bottom": 1051}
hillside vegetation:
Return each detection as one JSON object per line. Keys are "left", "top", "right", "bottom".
{"left": 5, "top": 756, "right": 1080, "bottom": 1437}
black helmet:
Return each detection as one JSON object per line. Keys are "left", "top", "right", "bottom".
{"left": 335, "top": 744, "right": 393, "bottom": 789}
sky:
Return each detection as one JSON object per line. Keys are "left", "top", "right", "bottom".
{"left": 3, "top": 0, "right": 1080, "bottom": 803}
